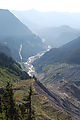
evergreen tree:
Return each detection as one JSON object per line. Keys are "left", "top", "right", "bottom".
{"left": 21, "top": 86, "right": 35, "bottom": 120}
{"left": 0, "top": 83, "right": 36, "bottom": 120}
{"left": 27, "top": 86, "right": 32, "bottom": 120}
{"left": 2, "top": 82, "right": 20, "bottom": 120}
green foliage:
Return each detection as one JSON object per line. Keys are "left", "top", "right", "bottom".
{"left": 0, "top": 67, "right": 20, "bottom": 87}
{"left": 0, "top": 78, "right": 72, "bottom": 120}
{"left": 19, "top": 86, "right": 35, "bottom": 120}
{"left": 0, "top": 83, "right": 35, "bottom": 120}
{"left": 0, "top": 82, "right": 20, "bottom": 120}
{"left": 0, "top": 52, "right": 30, "bottom": 80}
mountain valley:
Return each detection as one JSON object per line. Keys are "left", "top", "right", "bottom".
{"left": 0, "top": 9, "right": 44, "bottom": 61}
{"left": 0, "top": 8, "right": 80, "bottom": 120}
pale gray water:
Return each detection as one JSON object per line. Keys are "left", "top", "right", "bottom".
{"left": 24, "top": 45, "right": 51, "bottom": 77}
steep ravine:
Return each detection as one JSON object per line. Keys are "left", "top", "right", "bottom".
{"left": 19, "top": 43, "right": 23, "bottom": 61}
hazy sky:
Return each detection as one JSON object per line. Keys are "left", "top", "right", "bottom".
{"left": 0, "top": 0, "right": 80, "bottom": 12}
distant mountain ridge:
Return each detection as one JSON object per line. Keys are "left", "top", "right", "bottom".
{"left": 38, "top": 25, "right": 80, "bottom": 47}
{"left": 12, "top": 10, "right": 80, "bottom": 48}
{"left": 13, "top": 10, "right": 80, "bottom": 31}
{"left": 33, "top": 36, "right": 80, "bottom": 71}
{"left": 0, "top": 9, "right": 44, "bottom": 61}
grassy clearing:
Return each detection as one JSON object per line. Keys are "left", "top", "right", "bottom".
{"left": 0, "top": 68, "right": 19, "bottom": 87}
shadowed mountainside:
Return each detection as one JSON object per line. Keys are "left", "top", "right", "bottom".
{"left": 0, "top": 9, "right": 44, "bottom": 61}
{"left": 33, "top": 36, "right": 80, "bottom": 71}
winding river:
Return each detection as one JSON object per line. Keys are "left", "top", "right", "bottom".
{"left": 24, "top": 51, "right": 45, "bottom": 77}
{"left": 24, "top": 45, "right": 51, "bottom": 77}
